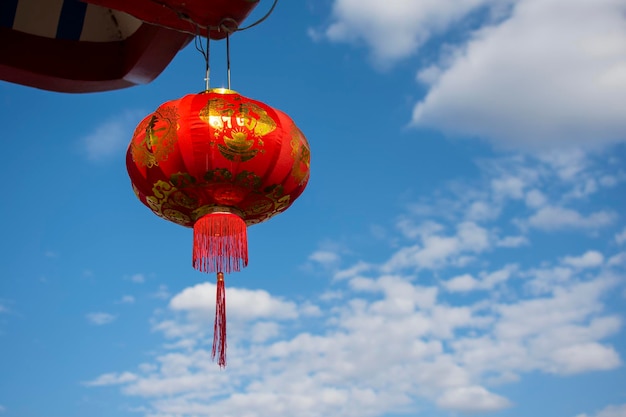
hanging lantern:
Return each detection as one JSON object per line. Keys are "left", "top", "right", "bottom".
{"left": 126, "top": 88, "right": 310, "bottom": 366}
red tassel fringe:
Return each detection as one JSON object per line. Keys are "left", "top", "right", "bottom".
{"left": 193, "top": 212, "right": 248, "bottom": 273}
{"left": 213, "top": 272, "right": 227, "bottom": 368}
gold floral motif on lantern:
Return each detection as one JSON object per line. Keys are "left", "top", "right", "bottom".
{"left": 130, "top": 106, "right": 179, "bottom": 168}
{"left": 199, "top": 96, "right": 276, "bottom": 162}
{"left": 290, "top": 125, "right": 311, "bottom": 185}
{"left": 145, "top": 180, "right": 193, "bottom": 226}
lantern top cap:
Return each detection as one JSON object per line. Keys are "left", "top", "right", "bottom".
{"left": 202, "top": 88, "right": 239, "bottom": 95}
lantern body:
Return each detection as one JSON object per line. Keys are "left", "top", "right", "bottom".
{"left": 126, "top": 88, "right": 310, "bottom": 234}
{"left": 126, "top": 88, "right": 310, "bottom": 367}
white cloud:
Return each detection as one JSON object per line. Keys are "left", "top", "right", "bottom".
{"left": 152, "top": 284, "right": 170, "bottom": 300}
{"left": 81, "top": 110, "right": 143, "bottom": 161}
{"left": 601, "top": 407, "right": 626, "bottom": 417}
{"left": 538, "top": 149, "right": 589, "bottom": 181}
{"left": 317, "top": 0, "right": 626, "bottom": 151}
{"left": 436, "top": 385, "right": 511, "bottom": 412}
{"left": 444, "top": 265, "right": 517, "bottom": 292}
{"left": 86, "top": 312, "right": 117, "bottom": 325}
{"left": 444, "top": 274, "right": 479, "bottom": 292}
{"left": 525, "top": 189, "right": 547, "bottom": 208}
{"left": 566, "top": 178, "right": 599, "bottom": 199}
{"left": 334, "top": 261, "right": 372, "bottom": 280}
{"left": 383, "top": 221, "right": 490, "bottom": 271}
{"left": 85, "top": 154, "right": 626, "bottom": 417}
{"left": 562, "top": 251, "right": 604, "bottom": 269}
{"left": 0, "top": 303, "right": 7, "bottom": 314}
{"left": 599, "top": 175, "right": 619, "bottom": 188}
{"left": 608, "top": 252, "right": 626, "bottom": 268}
{"left": 169, "top": 282, "right": 299, "bottom": 321}
{"left": 528, "top": 206, "right": 616, "bottom": 231}
{"left": 525, "top": 266, "right": 574, "bottom": 295}
{"left": 497, "top": 235, "right": 529, "bottom": 248}
{"left": 89, "top": 266, "right": 622, "bottom": 416}
{"left": 550, "top": 342, "right": 621, "bottom": 375}
{"left": 83, "top": 372, "right": 138, "bottom": 386}
{"left": 492, "top": 176, "right": 526, "bottom": 200}
{"left": 117, "top": 295, "right": 135, "bottom": 304}
{"left": 0, "top": 405, "right": 5, "bottom": 413}
{"left": 466, "top": 200, "right": 500, "bottom": 222}
{"left": 616, "top": 227, "right": 626, "bottom": 245}
{"left": 580, "top": 403, "right": 626, "bottom": 417}
{"left": 129, "top": 273, "right": 146, "bottom": 283}
{"left": 309, "top": 250, "right": 340, "bottom": 266}
{"left": 314, "top": 0, "right": 502, "bottom": 66}
{"left": 411, "top": 0, "right": 626, "bottom": 150}
{"left": 396, "top": 219, "right": 444, "bottom": 240}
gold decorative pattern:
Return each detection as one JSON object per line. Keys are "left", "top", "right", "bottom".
{"left": 219, "top": 131, "right": 257, "bottom": 161}
{"left": 145, "top": 180, "right": 192, "bottom": 226}
{"left": 130, "top": 106, "right": 179, "bottom": 168}
{"left": 290, "top": 125, "right": 311, "bottom": 185}
{"left": 199, "top": 95, "right": 276, "bottom": 162}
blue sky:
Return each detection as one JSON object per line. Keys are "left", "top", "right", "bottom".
{"left": 1, "top": 0, "right": 626, "bottom": 416}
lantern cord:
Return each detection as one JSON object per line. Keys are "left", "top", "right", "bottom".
{"left": 194, "top": 29, "right": 210, "bottom": 90}
{"left": 235, "top": 0, "right": 279, "bottom": 32}
{"left": 226, "top": 33, "right": 231, "bottom": 90}
{"left": 145, "top": 0, "right": 279, "bottom": 36}
{"left": 213, "top": 272, "right": 227, "bottom": 368}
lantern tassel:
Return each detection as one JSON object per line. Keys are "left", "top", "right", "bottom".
{"left": 213, "top": 272, "right": 227, "bottom": 368}
{"left": 193, "top": 211, "right": 248, "bottom": 273}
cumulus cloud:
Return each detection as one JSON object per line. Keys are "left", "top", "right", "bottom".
{"left": 550, "top": 342, "right": 621, "bottom": 375}
{"left": 129, "top": 273, "right": 146, "bottom": 283}
{"left": 444, "top": 264, "right": 517, "bottom": 293}
{"left": 89, "top": 263, "right": 622, "bottom": 416}
{"left": 315, "top": 0, "right": 626, "bottom": 150}
{"left": 86, "top": 312, "right": 116, "bottom": 325}
{"left": 383, "top": 221, "right": 490, "bottom": 271}
{"left": 85, "top": 154, "right": 626, "bottom": 417}
{"left": 577, "top": 403, "right": 626, "bottom": 417}
{"left": 528, "top": 206, "right": 616, "bottom": 231}
{"left": 411, "top": 0, "right": 626, "bottom": 150}
{"left": 81, "top": 110, "right": 143, "bottom": 161}
{"left": 313, "top": 0, "right": 505, "bottom": 66}
{"left": 117, "top": 295, "right": 135, "bottom": 304}
{"left": 309, "top": 250, "right": 341, "bottom": 266}
{"left": 436, "top": 385, "right": 511, "bottom": 412}
{"left": 152, "top": 284, "right": 171, "bottom": 300}
{"left": 83, "top": 372, "right": 138, "bottom": 386}
{"left": 525, "top": 189, "right": 547, "bottom": 208}
{"left": 496, "top": 235, "right": 528, "bottom": 248}
{"left": 443, "top": 274, "right": 479, "bottom": 292}
{"left": 169, "top": 282, "right": 299, "bottom": 321}
{"left": 562, "top": 251, "right": 604, "bottom": 269}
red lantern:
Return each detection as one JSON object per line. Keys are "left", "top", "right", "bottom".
{"left": 126, "top": 88, "right": 310, "bottom": 366}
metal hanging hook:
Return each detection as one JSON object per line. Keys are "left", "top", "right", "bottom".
{"left": 194, "top": 27, "right": 210, "bottom": 91}
{"left": 226, "top": 33, "right": 231, "bottom": 90}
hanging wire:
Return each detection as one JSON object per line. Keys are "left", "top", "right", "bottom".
{"left": 186, "top": 0, "right": 279, "bottom": 90}
{"left": 232, "top": 0, "right": 278, "bottom": 32}
{"left": 194, "top": 29, "right": 210, "bottom": 91}
{"left": 146, "top": 0, "right": 279, "bottom": 36}
{"left": 226, "top": 33, "right": 231, "bottom": 90}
